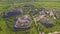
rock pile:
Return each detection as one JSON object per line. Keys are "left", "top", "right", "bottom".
{"left": 3, "top": 8, "right": 23, "bottom": 18}
{"left": 14, "top": 15, "right": 32, "bottom": 29}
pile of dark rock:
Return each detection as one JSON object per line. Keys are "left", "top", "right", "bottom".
{"left": 3, "top": 8, "right": 23, "bottom": 18}
{"left": 35, "top": 7, "right": 55, "bottom": 28}
{"left": 40, "top": 18, "right": 54, "bottom": 28}
{"left": 22, "top": 4, "right": 43, "bottom": 16}
{"left": 22, "top": 4, "right": 35, "bottom": 13}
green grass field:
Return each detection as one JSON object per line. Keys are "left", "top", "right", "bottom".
{"left": 0, "top": 0, "right": 60, "bottom": 34}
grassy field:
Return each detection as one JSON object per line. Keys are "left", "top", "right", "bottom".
{"left": 0, "top": 0, "right": 60, "bottom": 34}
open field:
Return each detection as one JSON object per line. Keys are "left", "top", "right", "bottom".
{"left": 0, "top": 0, "right": 60, "bottom": 34}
